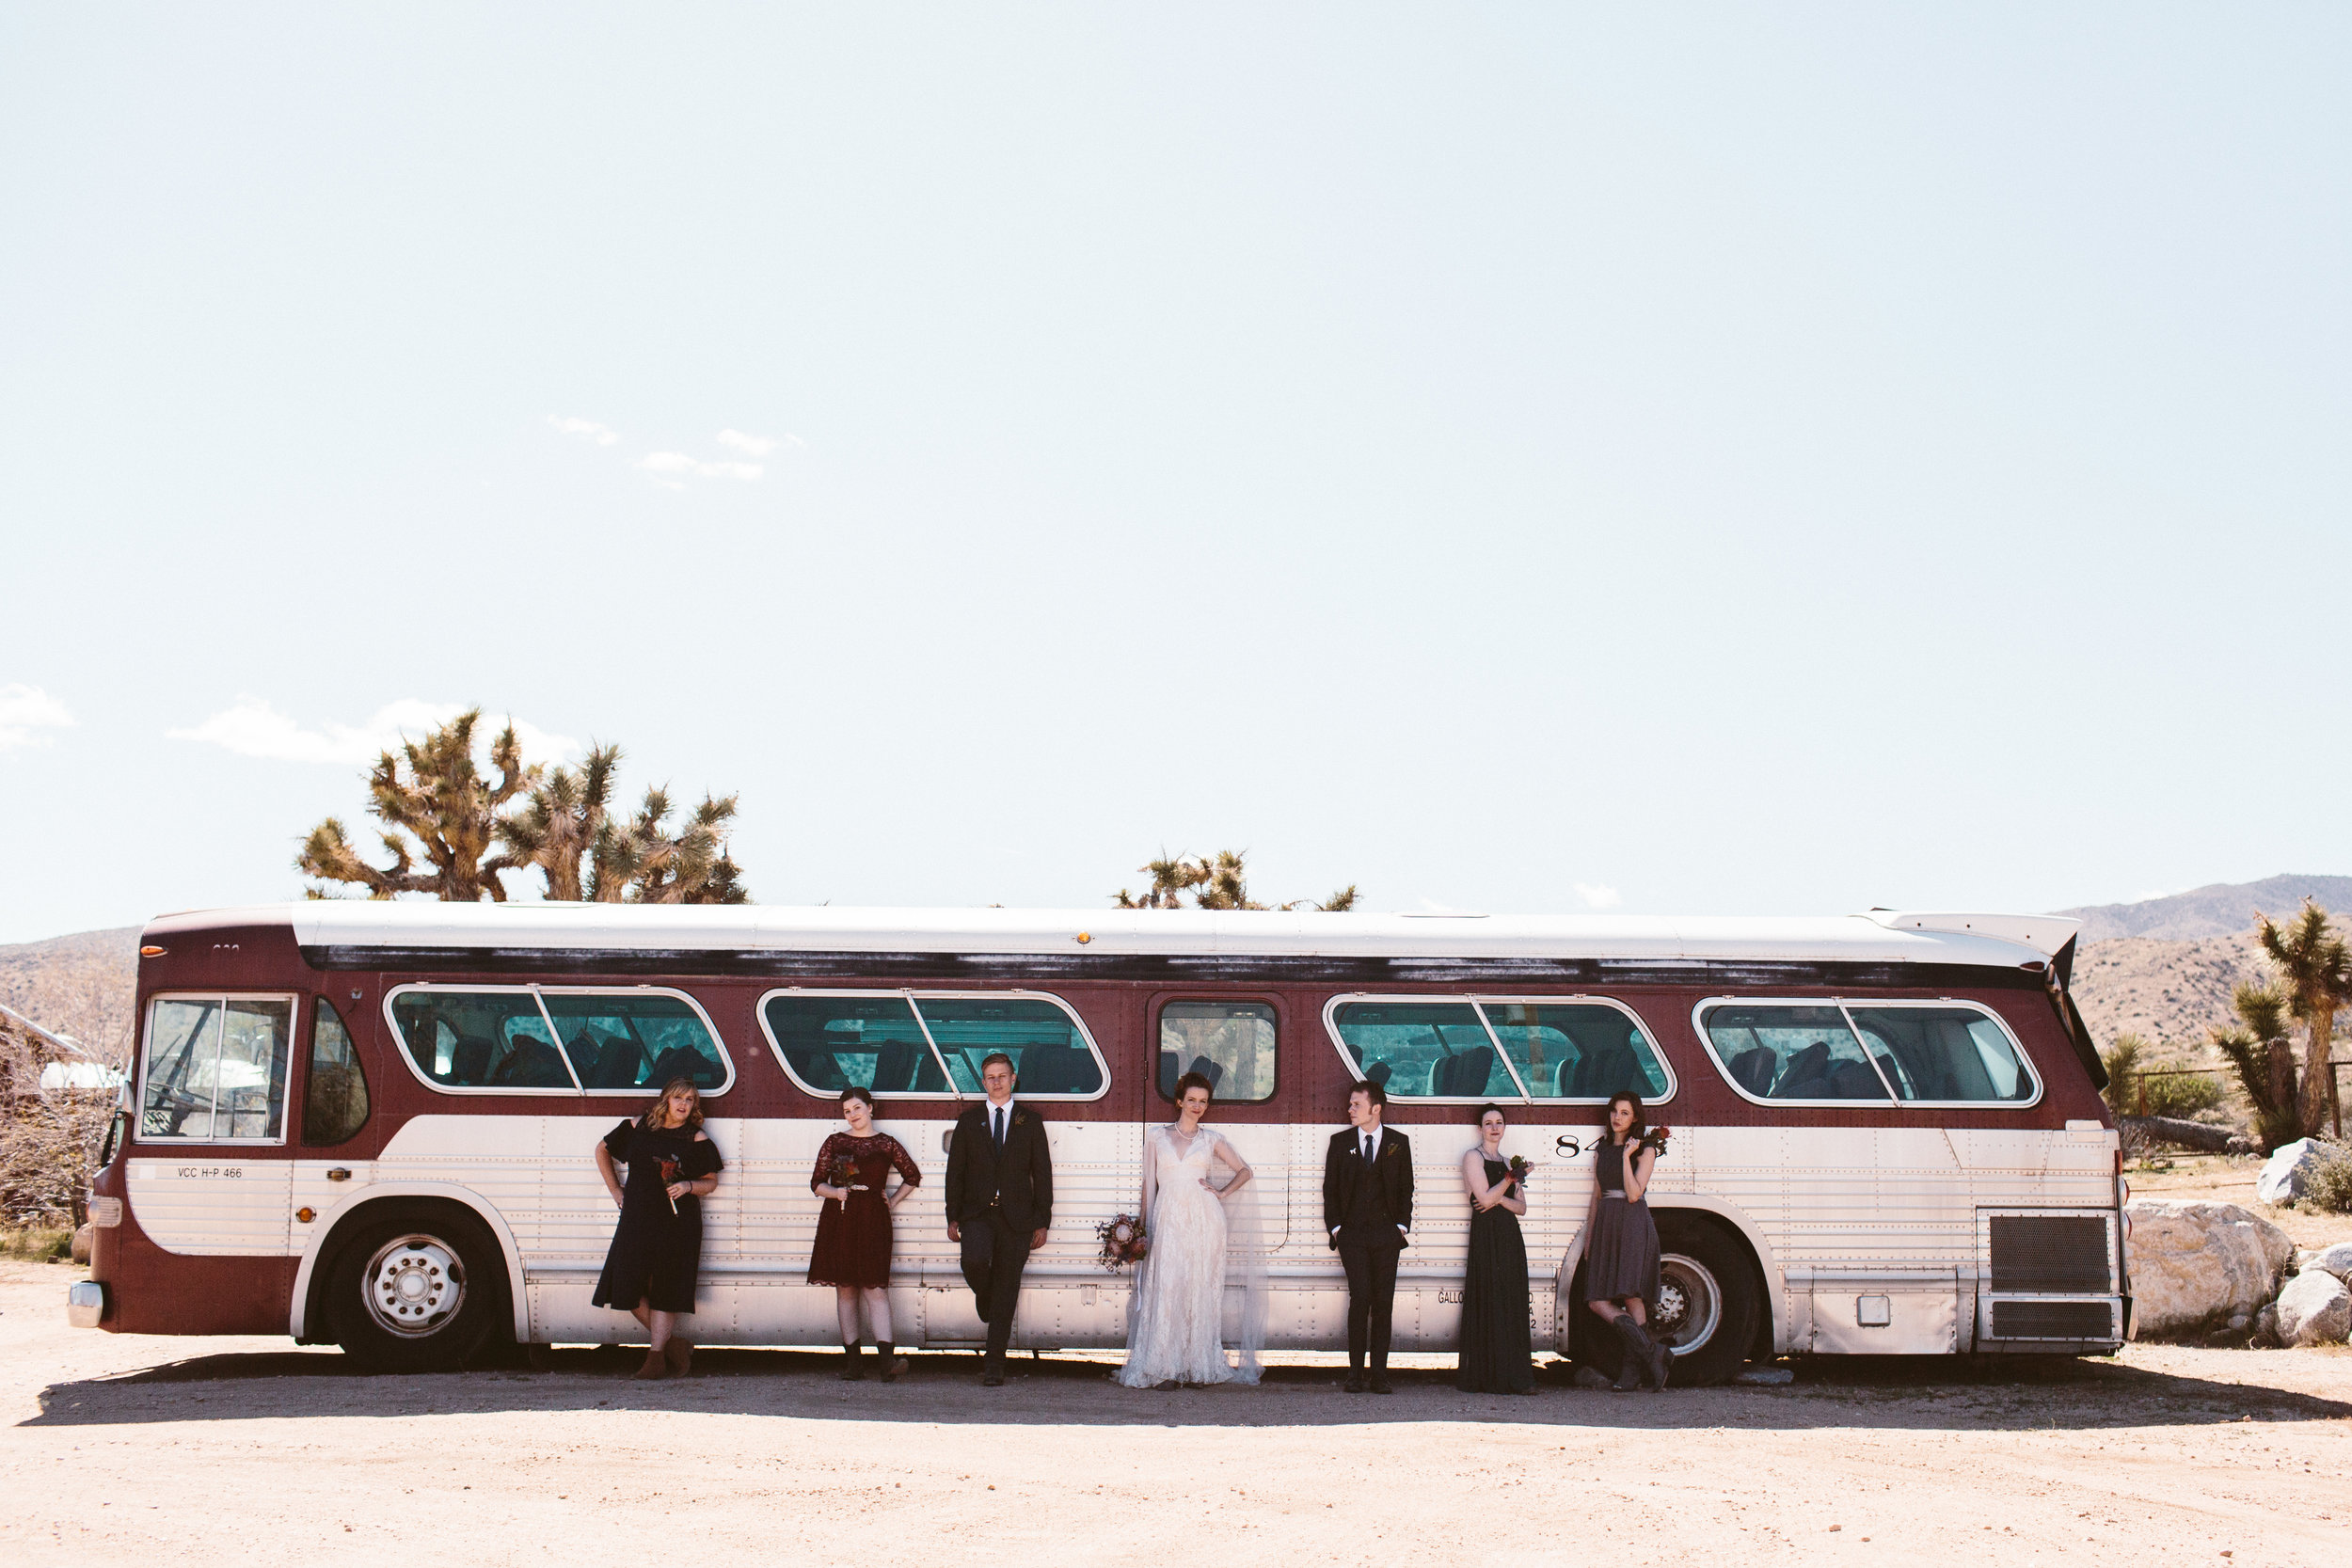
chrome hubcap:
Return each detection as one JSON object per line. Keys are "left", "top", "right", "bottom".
{"left": 1652, "top": 1252, "right": 1722, "bottom": 1356}
{"left": 363, "top": 1234, "right": 465, "bottom": 1338}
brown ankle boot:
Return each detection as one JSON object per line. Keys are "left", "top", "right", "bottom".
{"left": 664, "top": 1338, "right": 693, "bottom": 1376}
{"left": 631, "top": 1348, "right": 668, "bottom": 1381}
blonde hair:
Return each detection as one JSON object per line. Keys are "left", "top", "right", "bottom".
{"left": 641, "top": 1078, "right": 705, "bottom": 1132}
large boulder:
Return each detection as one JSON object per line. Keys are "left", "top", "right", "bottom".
{"left": 2274, "top": 1269, "right": 2352, "bottom": 1347}
{"left": 2255, "top": 1138, "right": 2343, "bottom": 1205}
{"left": 2300, "top": 1242, "right": 2352, "bottom": 1287}
{"left": 2125, "top": 1200, "right": 2295, "bottom": 1339}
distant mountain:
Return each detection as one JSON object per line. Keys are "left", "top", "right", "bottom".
{"left": 2057, "top": 875, "right": 2352, "bottom": 943}
{"left": 0, "top": 926, "right": 141, "bottom": 1059}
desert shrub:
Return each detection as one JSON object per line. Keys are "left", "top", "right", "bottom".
{"left": 2100, "top": 1035, "right": 2146, "bottom": 1117}
{"left": 0, "top": 1093, "right": 115, "bottom": 1227}
{"left": 0, "top": 1226, "right": 73, "bottom": 1262}
{"left": 2307, "top": 1146, "right": 2352, "bottom": 1215}
{"left": 2140, "top": 1071, "right": 2226, "bottom": 1119}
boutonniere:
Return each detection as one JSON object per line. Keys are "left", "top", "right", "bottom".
{"left": 1381, "top": 1141, "right": 1401, "bottom": 1158}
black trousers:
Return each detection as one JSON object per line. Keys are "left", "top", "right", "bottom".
{"left": 1338, "top": 1239, "right": 1402, "bottom": 1372}
{"left": 959, "top": 1210, "right": 1033, "bottom": 1370}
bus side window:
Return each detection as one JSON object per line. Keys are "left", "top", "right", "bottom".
{"left": 1328, "top": 1002, "right": 1513, "bottom": 1100}
{"left": 1157, "top": 1001, "right": 1277, "bottom": 1103}
{"left": 304, "top": 997, "right": 371, "bottom": 1146}
{"left": 1700, "top": 1005, "right": 1894, "bottom": 1103}
{"left": 388, "top": 990, "right": 577, "bottom": 1091}
{"left": 1847, "top": 1006, "right": 2038, "bottom": 1103}
{"left": 543, "top": 991, "right": 730, "bottom": 1093}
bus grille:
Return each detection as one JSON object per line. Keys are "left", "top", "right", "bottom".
{"left": 1989, "top": 1215, "right": 2111, "bottom": 1292}
{"left": 1990, "top": 1300, "right": 2116, "bottom": 1340}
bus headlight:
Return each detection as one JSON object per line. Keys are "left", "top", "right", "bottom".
{"left": 66, "top": 1281, "right": 105, "bottom": 1329}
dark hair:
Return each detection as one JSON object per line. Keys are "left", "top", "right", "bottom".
{"left": 979, "top": 1051, "right": 1016, "bottom": 1078}
{"left": 1604, "top": 1090, "right": 1647, "bottom": 1147}
{"left": 640, "top": 1077, "right": 705, "bottom": 1132}
{"left": 1472, "top": 1102, "right": 1506, "bottom": 1126}
{"left": 839, "top": 1085, "right": 876, "bottom": 1114}
{"left": 1349, "top": 1078, "right": 1387, "bottom": 1108}
{"left": 1174, "top": 1070, "right": 1216, "bottom": 1104}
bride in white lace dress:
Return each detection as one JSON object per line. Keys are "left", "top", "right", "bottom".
{"left": 1116, "top": 1071, "right": 1260, "bottom": 1388}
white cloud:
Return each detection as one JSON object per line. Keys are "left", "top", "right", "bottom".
{"left": 716, "top": 429, "right": 803, "bottom": 457}
{"left": 0, "top": 684, "right": 75, "bottom": 750}
{"left": 169, "top": 697, "right": 579, "bottom": 768}
{"left": 637, "top": 451, "right": 763, "bottom": 483}
{"left": 548, "top": 415, "right": 620, "bottom": 447}
{"left": 1573, "top": 882, "right": 1622, "bottom": 910}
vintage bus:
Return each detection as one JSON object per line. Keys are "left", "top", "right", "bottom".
{"left": 70, "top": 901, "right": 2130, "bottom": 1385}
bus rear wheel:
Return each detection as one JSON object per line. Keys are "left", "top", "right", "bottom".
{"left": 327, "top": 1207, "right": 502, "bottom": 1373}
{"left": 1651, "top": 1212, "right": 1762, "bottom": 1387}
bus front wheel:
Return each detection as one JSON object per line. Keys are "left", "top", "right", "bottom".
{"left": 1651, "top": 1212, "right": 1763, "bottom": 1387}
{"left": 326, "top": 1207, "right": 503, "bottom": 1373}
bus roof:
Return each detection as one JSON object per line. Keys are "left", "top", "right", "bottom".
{"left": 147, "top": 902, "right": 2082, "bottom": 969}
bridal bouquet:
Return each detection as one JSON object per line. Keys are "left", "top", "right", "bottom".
{"left": 1095, "top": 1212, "right": 1149, "bottom": 1273}
{"left": 829, "top": 1154, "right": 860, "bottom": 1209}
{"left": 1638, "top": 1125, "right": 1673, "bottom": 1159}
{"left": 1506, "top": 1154, "right": 1534, "bottom": 1186}
{"left": 658, "top": 1155, "right": 682, "bottom": 1216}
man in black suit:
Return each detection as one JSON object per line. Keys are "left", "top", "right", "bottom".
{"left": 1323, "top": 1078, "right": 1414, "bottom": 1393}
{"left": 945, "top": 1051, "right": 1054, "bottom": 1386}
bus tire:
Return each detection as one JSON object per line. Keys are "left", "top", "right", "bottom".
{"left": 1652, "top": 1212, "right": 1763, "bottom": 1387}
{"left": 326, "top": 1205, "right": 503, "bottom": 1373}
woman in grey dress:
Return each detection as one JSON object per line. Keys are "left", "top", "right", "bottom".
{"left": 1583, "top": 1091, "right": 1669, "bottom": 1391}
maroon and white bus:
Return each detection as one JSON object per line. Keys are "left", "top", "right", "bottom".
{"left": 71, "top": 902, "right": 2129, "bottom": 1384}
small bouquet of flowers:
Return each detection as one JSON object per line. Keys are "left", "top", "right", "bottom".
{"left": 829, "top": 1154, "right": 860, "bottom": 1210}
{"left": 1638, "top": 1125, "right": 1673, "bottom": 1160}
{"left": 1506, "top": 1154, "right": 1534, "bottom": 1186}
{"left": 1095, "top": 1212, "right": 1149, "bottom": 1273}
{"left": 658, "top": 1155, "right": 682, "bottom": 1216}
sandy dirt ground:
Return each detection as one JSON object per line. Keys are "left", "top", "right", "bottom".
{"left": 4, "top": 1263, "right": 2348, "bottom": 1568}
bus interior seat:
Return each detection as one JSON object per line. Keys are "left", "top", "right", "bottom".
{"left": 1826, "top": 1061, "right": 1886, "bottom": 1099}
{"left": 449, "top": 1034, "right": 495, "bottom": 1085}
{"left": 795, "top": 1048, "right": 850, "bottom": 1092}
{"left": 491, "top": 1038, "right": 567, "bottom": 1088}
{"left": 586, "top": 1033, "right": 643, "bottom": 1088}
{"left": 645, "top": 1044, "right": 711, "bottom": 1088}
{"left": 1014, "top": 1042, "right": 1090, "bottom": 1094}
{"left": 871, "top": 1039, "right": 924, "bottom": 1092}
{"left": 1157, "top": 1050, "right": 1181, "bottom": 1092}
{"left": 1436, "top": 1046, "right": 1496, "bottom": 1097}
{"left": 1771, "top": 1041, "right": 1832, "bottom": 1098}
{"left": 1871, "top": 1053, "right": 1914, "bottom": 1097}
{"left": 1727, "top": 1047, "right": 1776, "bottom": 1097}
{"left": 1572, "top": 1039, "right": 1637, "bottom": 1098}
{"left": 1185, "top": 1056, "right": 1225, "bottom": 1091}
{"left": 1361, "top": 1059, "right": 1394, "bottom": 1091}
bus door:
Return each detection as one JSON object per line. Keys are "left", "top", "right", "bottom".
{"left": 129, "top": 993, "right": 298, "bottom": 1260}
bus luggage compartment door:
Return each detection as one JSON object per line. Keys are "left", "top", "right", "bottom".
{"left": 1797, "top": 1268, "right": 1959, "bottom": 1354}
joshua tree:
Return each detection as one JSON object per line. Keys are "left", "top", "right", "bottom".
{"left": 2213, "top": 981, "right": 2305, "bottom": 1154}
{"left": 591, "top": 787, "right": 749, "bottom": 904}
{"left": 2254, "top": 899, "right": 2351, "bottom": 1138}
{"left": 1114, "top": 849, "right": 1356, "bottom": 912}
{"left": 299, "top": 710, "right": 537, "bottom": 901}
{"left": 497, "top": 743, "right": 624, "bottom": 901}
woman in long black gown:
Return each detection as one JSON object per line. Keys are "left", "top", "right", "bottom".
{"left": 593, "top": 1078, "right": 724, "bottom": 1380}
{"left": 1454, "top": 1103, "right": 1536, "bottom": 1394}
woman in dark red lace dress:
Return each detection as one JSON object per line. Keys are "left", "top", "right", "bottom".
{"left": 809, "top": 1085, "right": 922, "bottom": 1381}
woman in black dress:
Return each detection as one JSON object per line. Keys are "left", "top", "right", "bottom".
{"left": 809, "top": 1086, "right": 921, "bottom": 1382}
{"left": 593, "top": 1078, "right": 724, "bottom": 1380}
{"left": 1454, "top": 1103, "right": 1536, "bottom": 1394}
{"left": 1583, "top": 1090, "right": 1669, "bottom": 1392}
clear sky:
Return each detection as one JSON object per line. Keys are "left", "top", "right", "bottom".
{"left": 3, "top": 6, "right": 2348, "bottom": 943}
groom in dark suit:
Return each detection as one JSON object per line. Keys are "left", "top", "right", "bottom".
{"left": 1324, "top": 1079, "right": 1414, "bottom": 1393}
{"left": 945, "top": 1051, "right": 1054, "bottom": 1386}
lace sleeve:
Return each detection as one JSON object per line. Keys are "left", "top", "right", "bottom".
{"left": 887, "top": 1134, "right": 921, "bottom": 1186}
{"left": 809, "top": 1132, "right": 841, "bottom": 1193}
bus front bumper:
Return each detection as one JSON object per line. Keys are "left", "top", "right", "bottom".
{"left": 66, "top": 1281, "right": 105, "bottom": 1329}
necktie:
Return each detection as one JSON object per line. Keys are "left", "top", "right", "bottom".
{"left": 993, "top": 1106, "right": 1006, "bottom": 1153}
{"left": 1362, "top": 1132, "right": 1375, "bottom": 1165}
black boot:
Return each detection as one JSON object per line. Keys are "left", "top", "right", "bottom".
{"left": 839, "top": 1341, "right": 866, "bottom": 1381}
{"left": 878, "top": 1340, "right": 901, "bottom": 1384}
{"left": 1607, "top": 1316, "right": 1648, "bottom": 1391}
{"left": 1618, "top": 1317, "right": 1671, "bottom": 1391}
